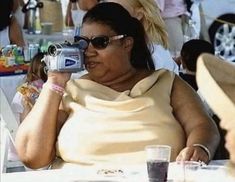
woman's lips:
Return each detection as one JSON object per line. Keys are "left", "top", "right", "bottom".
{"left": 86, "top": 61, "right": 99, "bottom": 69}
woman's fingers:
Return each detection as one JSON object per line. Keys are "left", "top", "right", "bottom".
{"left": 176, "top": 147, "right": 194, "bottom": 161}
{"left": 176, "top": 146, "right": 209, "bottom": 164}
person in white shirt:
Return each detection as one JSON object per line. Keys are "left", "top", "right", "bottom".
{"left": 65, "top": 0, "right": 100, "bottom": 27}
{"left": 155, "top": 0, "right": 188, "bottom": 54}
{"left": 0, "top": 0, "right": 25, "bottom": 47}
{"left": 106, "top": 0, "right": 179, "bottom": 74}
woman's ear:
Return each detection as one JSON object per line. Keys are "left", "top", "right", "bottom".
{"left": 123, "top": 36, "right": 134, "bottom": 52}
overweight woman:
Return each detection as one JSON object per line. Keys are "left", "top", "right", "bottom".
{"left": 15, "top": 2, "right": 220, "bottom": 169}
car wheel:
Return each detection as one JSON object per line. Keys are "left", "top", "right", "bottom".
{"left": 208, "top": 14, "right": 235, "bottom": 62}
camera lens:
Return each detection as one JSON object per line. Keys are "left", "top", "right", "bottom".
{"left": 48, "top": 44, "right": 57, "bottom": 56}
{"left": 78, "top": 39, "right": 89, "bottom": 50}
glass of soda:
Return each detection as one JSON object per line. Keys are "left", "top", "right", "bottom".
{"left": 145, "top": 145, "right": 171, "bottom": 182}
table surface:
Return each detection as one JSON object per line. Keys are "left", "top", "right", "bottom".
{"left": 0, "top": 65, "right": 28, "bottom": 76}
{"left": 1, "top": 160, "right": 235, "bottom": 182}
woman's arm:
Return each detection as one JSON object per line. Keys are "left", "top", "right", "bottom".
{"left": 13, "top": 0, "right": 19, "bottom": 12}
{"left": 65, "top": 2, "right": 74, "bottom": 27}
{"left": 78, "top": 0, "right": 98, "bottom": 11}
{"left": 15, "top": 74, "right": 70, "bottom": 169}
{"left": 171, "top": 76, "right": 220, "bottom": 163}
{"left": 9, "top": 16, "right": 25, "bottom": 47}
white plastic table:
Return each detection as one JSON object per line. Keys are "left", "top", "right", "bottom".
{"left": 1, "top": 160, "right": 234, "bottom": 182}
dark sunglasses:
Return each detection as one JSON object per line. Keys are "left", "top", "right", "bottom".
{"left": 74, "top": 35, "right": 127, "bottom": 50}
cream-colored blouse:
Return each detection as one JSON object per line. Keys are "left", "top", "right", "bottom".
{"left": 55, "top": 70, "right": 186, "bottom": 167}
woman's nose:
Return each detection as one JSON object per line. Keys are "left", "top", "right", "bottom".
{"left": 84, "top": 46, "right": 97, "bottom": 57}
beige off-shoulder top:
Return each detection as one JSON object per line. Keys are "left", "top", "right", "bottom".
{"left": 55, "top": 70, "right": 186, "bottom": 167}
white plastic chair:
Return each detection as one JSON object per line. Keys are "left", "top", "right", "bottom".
{"left": 0, "top": 88, "right": 26, "bottom": 173}
{"left": 0, "top": 119, "right": 26, "bottom": 173}
{"left": 0, "top": 121, "right": 9, "bottom": 173}
{"left": 0, "top": 87, "right": 19, "bottom": 139}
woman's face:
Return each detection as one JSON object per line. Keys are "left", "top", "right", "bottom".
{"left": 81, "top": 22, "right": 134, "bottom": 83}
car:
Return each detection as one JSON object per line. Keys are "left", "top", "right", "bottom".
{"left": 200, "top": 0, "right": 235, "bottom": 62}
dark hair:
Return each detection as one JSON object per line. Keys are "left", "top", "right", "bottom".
{"left": 181, "top": 39, "right": 215, "bottom": 72}
{"left": 82, "top": 2, "right": 155, "bottom": 70}
{"left": 0, "top": 0, "right": 13, "bottom": 31}
{"left": 26, "top": 52, "right": 47, "bottom": 83}
{"left": 185, "top": 0, "right": 193, "bottom": 13}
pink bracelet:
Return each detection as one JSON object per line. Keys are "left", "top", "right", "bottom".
{"left": 43, "top": 83, "right": 65, "bottom": 96}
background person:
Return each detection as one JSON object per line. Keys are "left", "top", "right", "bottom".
{"left": 107, "top": 0, "right": 179, "bottom": 74}
{"left": 0, "top": 0, "right": 25, "bottom": 47}
{"left": 179, "top": 39, "right": 214, "bottom": 91}
{"left": 65, "top": 0, "right": 100, "bottom": 27}
{"left": 155, "top": 0, "right": 189, "bottom": 54}
{"left": 15, "top": 3, "right": 219, "bottom": 170}
{"left": 13, "top": 0, "right": 26, "bottom": 29}
{"left": 11, "top": 52, "right": 47, "bottom": 124}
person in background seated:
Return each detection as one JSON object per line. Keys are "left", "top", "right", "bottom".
{"left": 0, "top": 0, "right": 25, "bottom": 47}
{"left": 107, "top": 0, "right": 179, "bottom": 74}
{"left": 65, "top": 0, "right": 100, "bottom": 27}
{"left": 179, "top": 39, "right": 214, "bottom": 91}
{"left": 15, "top": 3, "right": 219, "bottom": 170}
{"left": 11, "top": 52, "right": 47, "bottom": 124}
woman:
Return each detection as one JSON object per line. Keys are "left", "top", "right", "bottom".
{"left": 15, "top": 3, "right": 219, "bottom": 169}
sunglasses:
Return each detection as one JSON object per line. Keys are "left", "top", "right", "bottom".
{"left": 74, "top": 35, "right": 127, "bottom": 50}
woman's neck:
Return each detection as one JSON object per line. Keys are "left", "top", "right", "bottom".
{"left": 99, "top": 69, "right": 152, "bottom": 92}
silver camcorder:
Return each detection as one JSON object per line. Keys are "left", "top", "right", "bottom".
{"left": 43, "top": 42, "right": 86, "bottom": 73}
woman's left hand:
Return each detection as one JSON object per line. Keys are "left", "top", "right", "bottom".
{"left": 176, "top": 146, "right": 209, "bottom": 164}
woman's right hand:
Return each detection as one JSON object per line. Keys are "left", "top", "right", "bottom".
{"left": 47, "top": 71, "right": 72, "bottom": 88}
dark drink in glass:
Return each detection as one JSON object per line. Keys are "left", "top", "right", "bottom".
{"left": 147, "top": 160, "right": 169, "bottom": 182}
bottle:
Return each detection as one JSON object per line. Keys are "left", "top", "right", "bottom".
{"left": 183, "top": 19, "right": 199, "bottom": 42}
{"left": 27, "top": 0, "right": 37, "bottom": 34}
{"left": 22, "top": 0, "right": 43, "bottom": 34}
{"left": 16, "top": 47, "right": 24, "bottom": 65}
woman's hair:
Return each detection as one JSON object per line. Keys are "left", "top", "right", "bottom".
{"left": 26, "top": 52, "right": 47, "bottom": 83}
{"left": 126, "top": 0, "right": 169, "bottom": 48}
{"left": 0, "top": 0, "right": 13, "bottom": 31}
{"left": 82, "top": 2, "right": 155, "bottom": 70}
